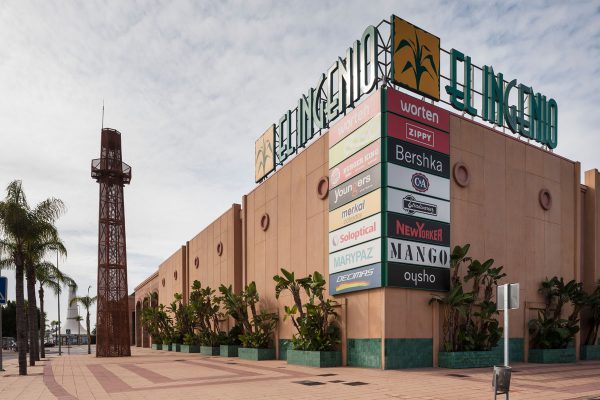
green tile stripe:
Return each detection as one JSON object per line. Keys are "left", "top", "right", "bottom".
{"left": 385, "top": 338, "right": 432, "bottom": 369}
{"left": 278, "top": 339, "right": 294, "bottom": 360}
{"left": 347, "top": 338, "right": 381, "bottom": 368}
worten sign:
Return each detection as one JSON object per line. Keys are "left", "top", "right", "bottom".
{"left": 255, "top": 15, "right": 559, "bottom": 182}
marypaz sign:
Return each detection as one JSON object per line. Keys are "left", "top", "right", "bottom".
{"left": 329, "top": 166, "right": 381, "bottom": 210}
{"left": 329, "top": 238, "right": 382, "bottom": 274}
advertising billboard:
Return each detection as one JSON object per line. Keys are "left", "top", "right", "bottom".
{"left": 387, "top": 114, "right": 450, "bottom": 154}
{"left": 387, "top": 238, "right": 450, "bottom": 268}
{"left": 386, "top": 87, "right": 450, "bottom": 132}
{"left": 329, "top": 114, "right": 381, "bottom": 167}
{"left": 329, "top": 238, "right": 382, "bottom": 274}
{"left": 387, "top": 163, "right": 450, "bottom": 200}
{"left": 329, "top": 263, "right": 383, "bottom": 295}
{"left": 387, "top": 212, "right": 450, "bottom": 246}
{"left": 387, "top": 187, "right": 450, "bottom": 223}
{"left": 329, "top": 140, "right": 381, "bottom": 188}
{"left": 255, "top": 124, "right": 276, "bottom": 182}
{"left": 387, "top": 262, "right": 450, "bottom": 291}
{"left": 329, "top": 189, "right": 381, "bottom": 231}
{"left": 329, "top": 90, "right": 381, "bottom": 148}
{"left": 387, "top": 136, "right": 450, "bottom": 178}
{"left": 329, "top": 213, "right": 381, "bottom": 253}
{"left": 329, "top": 166, "right": 381, "bottom": 210}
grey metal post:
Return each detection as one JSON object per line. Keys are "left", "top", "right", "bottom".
{"left": 57, "top": 251, "right": 61, "bottom": 356}
{"left": 504, "top": 284, "right": 509, "bottom": 367}
{"left": 0, "top": 269, "right": 4, "bottom": 372}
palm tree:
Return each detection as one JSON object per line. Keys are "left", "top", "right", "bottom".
{"left": 50, "top": 320, "right": 59, "bottom": 347}
{"left": 70, "top": 294, "right": 97, "bottom": 354}
{"left": 37, "top": 262, "right": 75, "bottom": 358}
{"left": 0, "top": 180, "right": 66, "bottom": 374}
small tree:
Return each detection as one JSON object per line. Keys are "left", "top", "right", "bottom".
{"left": 189, "top": 281, "right": 224, "bottom": 347}
{"left": 584, "top": 281, "right": 600, "bottom": 345}
{"left": 273, "top": 269, "right": 340, "bottom": 352}
{"left": 167, "top": 293, "right": 196, "bottom": 345}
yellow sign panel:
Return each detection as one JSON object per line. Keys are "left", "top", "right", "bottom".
{"left": 255, "top": 125, "right": 275, "bottom": 182}
{"left": 392, "top": 16, "right": 440, "bottom": 101}
{"left": 329, "top": 114, "right": 381, "bottom": 168}
{"left": 329, "top": 189, "right": 381, "bottom": 232}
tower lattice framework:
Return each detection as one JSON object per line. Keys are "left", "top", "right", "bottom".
{"left": 91, "top": 128, "right": 132, "bottom": 357}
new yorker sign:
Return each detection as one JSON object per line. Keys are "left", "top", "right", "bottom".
{"left": 255, "top": 15, "right": 559, "bottom": 182}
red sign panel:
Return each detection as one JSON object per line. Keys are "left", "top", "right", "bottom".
{"left": 329, "top": 140, "right": 381, "bottom": 188}
{"left": 387, "top": 114, "right": 450, "bottom": 155}
{"left": 386, "top": 88, "right": 450, "bottom": 132}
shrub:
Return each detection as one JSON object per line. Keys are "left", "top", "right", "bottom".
{"left": 273, "top": 269, "right": 340, "bottom": 352}
{"left": 584, "top": 280, "right": 600, "bottom": 346}
{"left": 429, "top": 244, "right": 505, "bottom": 352}
{"left": 167, "top": 293, "right": 195, "bottom": 344}
{"left": 189, "top": 280, "right": 224, "bottom": 347}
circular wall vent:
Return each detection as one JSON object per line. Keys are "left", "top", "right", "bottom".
{"left": 453, "top": 162, "right": 471, "bottom": 188}
{"left": 539, "top": 188, "right": 552, "bottom": 211}
{"left": 260, "top": 213, "right": 270, "bottom": 231}
{"left": 194, "top": 256, "right": 199, "bottom": 269}
{"left": 317, "top": 176, "right": 329, "bottom": 200}
{"left": 217, "top": 242, "right": 223, "bottom": 256}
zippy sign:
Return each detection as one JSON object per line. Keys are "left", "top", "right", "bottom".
{"left": 255, "top": 14, "right": 558, "bottom": 182}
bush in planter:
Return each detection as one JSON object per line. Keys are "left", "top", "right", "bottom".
{"left": 429, "top": 245, "right": 506, "bottom": 367}
{"left": 273, "top": 269, "right": 341, "bottom": 367}
{"left": 582, "top": 281, "right": 600, "bottom": 356}
{"left": 219, "top": 325, "right": 243, "bottom": 357}
{"left": 189, "top": 280, "right": 224, "bottom": 354}
{"left": 528, "top": 277, "right": 584, "bottom": 350}
{"left": 140, "top": 299, "right": 175, "bottom": 349}
{"left": 167, "top": 293, "right": 196, "bottom": 350}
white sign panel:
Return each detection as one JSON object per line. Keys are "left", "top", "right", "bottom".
{"left": 329, "top": 214, "right": 381, "bottom": 253}
{"left": 329, "top": 238, "right": 382, "bottom": 274}
{"left": 497, "top": 283, "right": 520, "bottom": 310}
{"left": 387, "top": 238, "right": 450, "bottom": 268}
{"left": 387, "top": 163, "right": 450, "bottom": 200}
{"left": 387, "top": 188, "right": 450, "bottom": 223}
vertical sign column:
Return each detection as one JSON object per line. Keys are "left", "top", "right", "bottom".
{"left": 328, "top": 91, "right": 384, "bottom": 295}
{"left": 384, "top": 88, "right": 451, "bottom": 291}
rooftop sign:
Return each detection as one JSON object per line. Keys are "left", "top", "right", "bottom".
{"left": 254, "top": 15, "right": 559, "bottom": 182}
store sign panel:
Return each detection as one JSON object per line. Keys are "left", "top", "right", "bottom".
{"left": 255, "top": 125, "right": 276, "bottom": 182}
{"left": 388, "top": 188, "right": 450, "bottom": 223}
{"left": 387, "top": 262, "right": 449, "bottom": 291}
{"left": 387, "top": 114, "right": 450, "bottom": 154}
{"left": 329, "top": 214, "right": 381, "bottom": 253}
{"left": 329, "top": 114, "right": 381, "bottom": 167}
{"left": 329, "top": 140, "right": 381, "bottom": 188}
{"left": 387, "top": 238, "right": 450, "bottom": 268}
{"left": 329, "top": 238, "right": 382, "bottom": 274}
{"left": 387, "top": 163, "right": 449, "bottom": 200}
{"left": 329, "top": 90, "right": 381, "bottom": 148}
{"left": 329, "top": 189, "right": 381, "bottom": 231}
{"left": 386, "top": 87, "right": 450, "bottom": 132}
{"left": 387, "top": 212, "right": 450, "bottom": 246}
{"left": 387, "top": 136, "right": 450, "bottom": 178}
{"left": 329, "top": 166, "right": 381, "bottom": 210}
{"left": 329, "top": 263, "right": 382, "bottom": 295}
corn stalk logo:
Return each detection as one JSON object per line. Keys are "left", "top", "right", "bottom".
{"left": 392, "top": 16, "right": 440, "bottom": 101}
{"left": 255, "top": 124, "right": 275, "bottom": 182}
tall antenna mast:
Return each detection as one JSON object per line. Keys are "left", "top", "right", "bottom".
{"left": 101, "top": 100, "right": 105, "bottom": 129}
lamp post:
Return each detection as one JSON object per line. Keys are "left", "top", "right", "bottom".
{"left": 57, "top": 251, "right": 61, "bottom": 356}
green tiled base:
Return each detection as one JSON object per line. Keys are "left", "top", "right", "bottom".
{"left": 287, "top": 350, "right": 342, "bottom": 368}
{"left": 151, "top": 344, "right": 162, "bottom": 350}
{"left": 581, "top": 345, "right": 600, "bottom": 360}
{"left": 179, "top": 344, "right": 200, "bottom": 353}
{"left": 238, "top": 347, "right": 276, "bottom": 361}
{"left": 162, "top": 343, "right": 172, "bottom": 351}
{"left": 174, "top": 344, "right": 181, "bottom": 352}
{"left": 385, "top": 339, "right": 432, "bottom": 369}
{"left": 278, "top": 339, "right": 293, "bottom": 360}
{"left": 347, "top": 339, "right": 381, "bottom": 368}
{"left": 529, "top": 347, "right": 576, "bottom": 363}
{"left": 438, "top": 339, "right": 524, "bottom": 368}
{"left": 220, "top": 345, "right": 240, "bottom": 357}
{"left": 200, "top": 346, "right": 220, "bottom": 356}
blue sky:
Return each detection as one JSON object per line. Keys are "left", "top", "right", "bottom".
{"left": 0, "top": 0, "right": 599, "bottom": 326}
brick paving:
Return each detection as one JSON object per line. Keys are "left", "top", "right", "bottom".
{"left": 0, "top": 347, "right": 599, "bottom": 399}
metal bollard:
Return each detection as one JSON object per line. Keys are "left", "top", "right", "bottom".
{"left": 492, "top": 365, "right": 511, "bottom": 399}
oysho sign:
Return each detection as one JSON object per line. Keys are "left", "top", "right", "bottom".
{"left": 387, "top": 262, "right": 450, "bottom": 291}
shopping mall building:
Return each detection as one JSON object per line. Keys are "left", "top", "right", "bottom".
{"left": 132, "top": 15, "right": 600, "bottom": 368}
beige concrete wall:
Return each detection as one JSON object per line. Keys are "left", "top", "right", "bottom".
{"left": 158, "top": 246, "right": 187, "bottom": 308}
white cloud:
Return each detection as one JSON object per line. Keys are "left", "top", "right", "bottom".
{"left": 0, "top": 0, "right": 598, "bottom": 327}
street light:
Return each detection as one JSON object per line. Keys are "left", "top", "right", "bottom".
{"left": 57, "top": 251, "right": 61, "bottom": 356}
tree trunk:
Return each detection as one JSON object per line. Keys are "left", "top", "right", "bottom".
{"left": 25, "top": 262, "right": 38, "bottom": 365}
{"left": 39, "top": 286, "right": 45, "bottom": 359}
{"left": 15, "top": 259, "right": 27, "bottom": 375}
{"left": 86, "top": 311, "right": 91, "bottom": 355}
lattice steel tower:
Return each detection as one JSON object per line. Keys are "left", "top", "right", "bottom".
{"left": 91, "top": 128, "right": 132, "bottom": 357}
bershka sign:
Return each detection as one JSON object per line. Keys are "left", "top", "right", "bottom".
{"left": 329, "top": 114, "right": 381, "bottom": 167}
{"left": 387, "top": 212, "right": 450, "bottom": 246}
{"left": 329, "top": 140, "right": 381, "bottom": 188}
{"left": 388, "top": 188, "right": 450, "bottom": 223}
{"left": 329, "top": 189, "right": 381, "bottom": 231}
{"left": 386, "top": 88, "right": 450, "bottom": 132}
{"left": 329, "top": 166, "right": 381, "bottom": 210}
{"left": 387, "top": 238, "right": 450, "bottom": 268}
{"left": 387, "top": 163, "right": 449, "bottom": 200}
{"left": 329, "top": 238, "right": 382, "bottom": 274}
{"left": 329, "top": 214, "right": 381, "bottom": 253}
{"left": 329, "top": 263, "right": 382, "bottom": 295}
{"left": 387, "top": 136, "right": 450, "bottom": 178}
{"left": 387, "top": 114, "right": 450, "bottom": 154}
{"left": 387, "top": 262, "right": 449, "bottom": 291}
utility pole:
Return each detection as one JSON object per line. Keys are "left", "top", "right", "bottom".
{"left": 0, "top": 269, "right": 5, "bottom": 372}
{"left": 57, "top": 251, "right": 62, "bottom": 356}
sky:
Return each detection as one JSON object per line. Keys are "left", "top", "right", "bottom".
{"left": 0, "top": 0, "right": 599, "bottom": 329}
